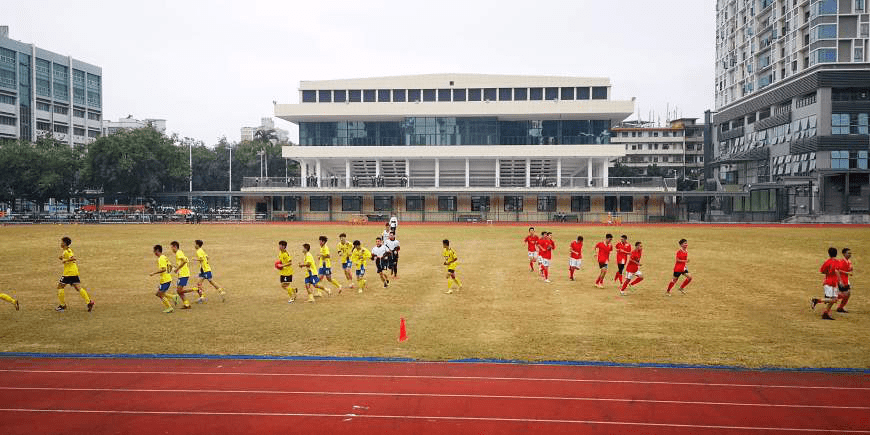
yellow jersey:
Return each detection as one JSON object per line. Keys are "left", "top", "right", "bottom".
{"left": 319, "top": 245, "right": 332, "bottom": 269}
{"left": 304, "top": 252, "right": 317, "bottom": 276}
{"left": 337, "top": 241, "right": 352, "bottom": 262}
{"left": 278, "top": 251, "right": 293, "bottom": 276}
{"left": 443, "top": 248, "right": 458, "bottom": 270}
{"left": 157, "top": 255, "right": 172, "bottom": 284}
{"left": 175, "top": 249, "right": 190, "bottom": 278}
{"left": 351, "top": 247, "right": 370, "bottom": 269}
{"left": 196, "top": 247, "right": 211, "bottom": 273}
{"left": 62, "top": 248, "right": 79, "bottom": 276}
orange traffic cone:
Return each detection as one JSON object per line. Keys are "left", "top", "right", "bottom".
{"left": 398, "top": 317, "right": 408, "bottom": 342}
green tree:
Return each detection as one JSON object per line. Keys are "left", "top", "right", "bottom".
{"left": 0, "top": 135, "right": 82, "bottom": 208}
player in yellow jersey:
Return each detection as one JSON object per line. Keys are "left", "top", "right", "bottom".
{"left": 337, "top": 233, "right": 355, "bottom": 289}
{"left": 350, "top": 240, "right": 371, "bottom": 294}
{"left": 300, "top": 243, "right": 327, "bottom": 302}
{"left": 0, "top": 292, "right": 19, "bottom": 311}
{"left": 149, "top": 245, "right": 174, "bottom": 313}
{"left": 170, "top": 241, "right": 193, "bottom": 309}
{"left": 56, "top": 236, "right": 94, "bottom": 312}
{"left": 317, "top": 236, "right": 343, "bottom": 293}
{"left": 442, "top": 239, "right": 462, "bottom": 294}
{"left": 193, "top": 239, "right": 225, "bottom": 303}
{"left": 277, "top": 240, "right": 297, "bottom": 303}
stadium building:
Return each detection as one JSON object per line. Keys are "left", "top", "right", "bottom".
{"left": 237, "top": 74, "right": 699, "bottom": 222}
{"left": 712, "top": 0, "right": 870, "bottom": 216}
{"left": 0, "top": 26, "right": 103, "bottom": 145}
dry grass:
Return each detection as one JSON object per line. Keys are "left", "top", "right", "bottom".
{"left": 0, "top": 223, "right": 868, "bottom": 368}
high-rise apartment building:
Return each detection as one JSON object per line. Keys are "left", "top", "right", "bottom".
{"left": 712, "top": 0, "right": 869, "bottom": 214}
{"left": 0, "top": 26, "right": 103, "bottom": 145}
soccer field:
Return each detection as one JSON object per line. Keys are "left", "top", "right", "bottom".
{"left": 0, "top": 223, "right": 868, "bottom": 369}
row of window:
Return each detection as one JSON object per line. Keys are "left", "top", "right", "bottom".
{"left": 277, "top": 195, "right": 635, "bottom": 213}
{"left": 33, "top": 101, "right": 101, "bottom": 120}
{"left": 617, "top": 130, "right": 684, "bottom": 138}
{"left": 301, "top": 86, "right": 608, "bottom": 104}
{"left": 831, "top": 113, "right": 870, "bottom": 135}
{"left": 831, "top": 150, "right": 869, "bottom": 170}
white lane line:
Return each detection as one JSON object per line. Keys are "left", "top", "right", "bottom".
{"left": 0, "top": 408, "right": 868, "bottom": 433}
{"left": 1, "top": 369, "right": 867, "bottom": 391}
{"left": 2, "top": 386, "right": 869, "bottom": 410}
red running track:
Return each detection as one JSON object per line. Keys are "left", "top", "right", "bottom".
{"left": 0, "top": 357, "right": 868, "bottom": 434}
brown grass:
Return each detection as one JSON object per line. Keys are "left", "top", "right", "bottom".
{"left": 0, "top": 223, "right": 868, "bottom": 368}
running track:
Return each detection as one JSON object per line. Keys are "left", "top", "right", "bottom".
{"left": 0, "top": 356, "right": 868, "bottom": 434}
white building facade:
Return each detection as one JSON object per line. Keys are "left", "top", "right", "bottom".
{"left": 612, "top": 118, "right": 706, "bottom": 179}
{"left": 101, "top": 116, "right": 166, "bottom": 136}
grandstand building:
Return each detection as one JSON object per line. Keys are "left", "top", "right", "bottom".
{"left": 239, "top": 74, "right": 685, "bottom": 222}
{"left": 0, "top": 26, "right": 103, "bottom": 145}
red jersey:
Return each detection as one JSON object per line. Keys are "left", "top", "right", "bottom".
{"left": 524, "top": 235, "right": 539, "bottom": 253}
{"left": 539, "top": 239, "right": 554, "bottom": 260}
{"left": 626, "top": 249, "right": 642, "bottom": 273}
{"left": 595, "top": 242, "right": 612, "bottom": 264}
{"left": 839, "top": 258, "right": 852, "bottom": 286}
{"left": 821, "top": 258, "right": 839, "bottom": 286}
{"left": 569, "top": 241, "right": 582, "bottom": 259}
{"left": 673, "top": 249, "right": 688, "bottom": 273}
{"left": 615, "top": 242, "right": 631, "bottom": 263}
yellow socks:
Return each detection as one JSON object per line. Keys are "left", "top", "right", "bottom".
{"left": 452, "top": 278, "right": 462, "bottom": 288}
{"left": 329, "top": 278, "right": 342, "bottom": 288}
{"left": 286, "top": 287, "right": 296, "bottom": 299}
{"left": 78, "top": 288, "right": 91, "bottom": 303}
{"left": 0, "top": 293, "right": 14, "bottom": 304}
{"left": 57, "top": 289, "right": 66, "bottom": 305}
{"left": 160, "top": 296, "right": 171, "bottom": 309}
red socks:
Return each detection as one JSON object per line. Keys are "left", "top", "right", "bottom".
{"left": 630, "top": 276, "right": 643, "bottom": 286}
{"left": 680, "top": 277, "right": 692, "bottom": 289}
{"left": 838, "top": 294, "right": 850, "bottom": 309}
{"left": 530, "top": 261, "right": 535, "bottom": 271}
{"left": 543, "top": 267, "right": 549, "bottom": 279}
{"left": 666, "top": 281, "right": 676, "bottom": 293}
{"left": 569, "top": 267, "right": 575, "bottom": 279}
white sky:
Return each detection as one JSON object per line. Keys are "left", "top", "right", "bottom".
{"left": 6, "top": 0, "right": 716, "bottom": 144}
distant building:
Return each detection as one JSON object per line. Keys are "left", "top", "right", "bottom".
{"left": 101, "top": 116, "right": 166, "bottom": 136}
{"left": 0, "top": 25, "right": 103, "bottom": 145}
{"left": 611, "top": 118, "right": 706, "bottom": 179}
{"left": 241, "top": 117, "right": 289, "bottom": 143}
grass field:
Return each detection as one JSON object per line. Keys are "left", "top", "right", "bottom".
{"left": 0, "top": 222, "right": 868, "bottom": 369}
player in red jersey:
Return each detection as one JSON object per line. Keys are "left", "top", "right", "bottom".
{"left": 614, "top": 235, "right": 631, "bottom": 285}
{"left": 812, "top": 247, "right": 842, "bottom": 320}
{"left": 836, "top": 248, "right": 853, "bottom": 313}
{"left": 666, "top": 238, "right": 692, "bottom": 295}
{"left": 593, "top": 234, "right": 613, "bottom": 288}
{"left": 568, "top": 236, "right": 583, "bottom": 281}
{"left": 536, "top": 231, "right": 549, "bottom": 277}
{"left": 523, "top": 227, "right": 539, "bottom": 272}
{"left": 619, "top": 241, "right": 644, "bottom": 295}
{"left": 538, "top": 232, "right": 555, "bottom": 283}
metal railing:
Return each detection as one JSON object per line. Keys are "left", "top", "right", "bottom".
{"left": 243, "top": 176, "right": 666, "bottom": 190}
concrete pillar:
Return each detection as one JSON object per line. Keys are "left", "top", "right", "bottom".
{"left": 525, "top": 158, "right": 531, "bottom": 188}
{"left": 315, "top": 160, "right": 322, "bottom": 186}
{"left": 557, "top": 158, "right": 562, "bottom": 187}
{"left": 345, "top": 159, "right": 351, "bottom": 188}
{"left": 587, "top": 159, "right": 593, "bottom": 187}
{"left": 601, "top": 159, "right": 609, "bottom": 187}
{"left": 435, "top": 158, "right": 440, "bottom": 188}
{"left": 375, "top": 159, "right": 381, "bottom": 177}
{"left": 465, "top": 158, "right": 470, "bottom": 188}
{"left": 301, "top": 162, "right": 308, "bottom": 187}
{"left": 495, "top": 159, "right": 500, "bottom": 187}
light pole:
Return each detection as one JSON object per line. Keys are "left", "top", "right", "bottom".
{"left": 187, "top": 139, "right": 192, "bottom": 209}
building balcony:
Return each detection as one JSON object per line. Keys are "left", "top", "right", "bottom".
{"left": 0, "top": 102, "right": 18, "bottom": 115}
{"left": 241, "top": 176, "right": 667, "bottom": 192}
{"left": 0, "top": 124, "right": 17, "bottom": 137}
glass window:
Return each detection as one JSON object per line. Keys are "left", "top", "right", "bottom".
{"left": 529, "top": 87, "right": 543, "bottom": 100}
{"left": 504, "top": 196, "right": 523, "bottom": 212}
{"left": 831, "top": 150, "right": 849, "bottom": 169}
{"left": 813, "top": 24, "right": 837, "bottom": 41}
{"left": 378, "top": 89, "right": 390, "bottom": 102}
{"left": 452, "top": 89, "right": 466, "bottom": 102}
{"left": 832, "top": 113, "right": 850, "bottom": 134}
{"left": 571, "top": 196, "right": 590, "bottom": 212}
{"left": 348, "top": 90, "right": 361, "bottom": 102}
{"left": 592, "top": 87, "right": 608, "bottom": 99}
{"left": 537, "top": 196, "right": 556, "bottom": 212}
{"left": 272, "top": 196, "right": 283, "bottom": 211}
{"left": 468, "top": 88, "right": 482, "bottom": 101}
{"left": 423, "top": 89, "right": 436, "bottom": 102}
{"left": 334, "top": 90, "right": 346, "bottom": 103}
{"left": 283, "top": 196, "right": 297, "bottom": 212}
{"left": 392, "top": 89, "right": 406, "bottom": 102}
{"left": 438, "top": 89, "right": 451, "bottom": 102}
{"left": 560, "top": 87, "right": 575, "bottom": 100}
{"left": 483, "top": 88, "right": 497, "bottom": 101}
{"left": 363, "top": 89, "right": 376, "bottom": 102}
{"left": 855, "top": 113, "right": 868, "bottom": 134}
{"left": 342, "top": 196, "right": 362, "bottom": 212}
{"left": 438, "top": 196, "right": 456, "bottom": 211}
{"left": 619, "top": 196, "right": 634, "bottom": 212}
{"left": 604, "top": 196, "right": 618, "bottom": 212}
{"left": 577, "top": 87, "right": 590, "bottom": 100}
{"left": 513, "top": 88, "right": 527, "bottom": 101}
{"left": 302, "top": 90, "right": 316, "bottom": 103}
{"left": 318, "top": 90, "right": 332, "bottom": 103}
{"left": 545, "top": 87, "right": 559, "bottom": 100}
{"left": 408, "top": 89, "right": 421, "bottom": 102}
{"left": 471, "top": 196, "right": 490, "bottom": 212}
{"left": 406, "top": 196, "right": 424, "bottom": 211}
{"left": 813, "top": 48, "right": 837, "bottom": 64}
{"left": 857, "top": 151, "right": 868, "bottom": 170}
{"left": 310, "top": 196, "right": 330, "bottom": 212}
{"left": 374, "top": 196, "right": 393, "bottom": 211}
{"left": 498, "top": 88, "right": 512, "bottom": 101}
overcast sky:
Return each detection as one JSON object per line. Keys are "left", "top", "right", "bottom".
{"left": 7, "top": 0, "right": 716, "bottom": 144}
